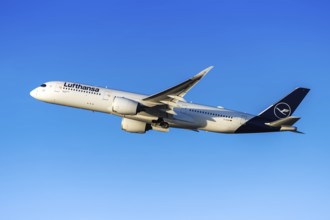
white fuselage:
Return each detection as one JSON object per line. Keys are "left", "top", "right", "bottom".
{"left": 30, "top": 81, "right": 255, "bottom": 133}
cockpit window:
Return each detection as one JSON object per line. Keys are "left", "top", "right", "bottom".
{"left": 40, "top": 84, "right": 47, "bottom": 87}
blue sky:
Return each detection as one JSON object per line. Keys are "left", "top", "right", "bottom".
{"left": 0, "top": 0, "right": 329, "bottom": 219}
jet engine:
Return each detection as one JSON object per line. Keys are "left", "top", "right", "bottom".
{"left": 112, "top": 97, "right": 141, "bottom": 115}
{"left": 121, "top": 118, "right": 151, "bottom": 134}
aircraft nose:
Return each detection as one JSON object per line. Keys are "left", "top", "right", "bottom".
{"left": 30, "top": 88, "right": 37, "bottom": 99}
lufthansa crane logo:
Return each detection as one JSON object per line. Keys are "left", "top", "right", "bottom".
{"left": 274, "top": 102, "right": 291, "bottom": 119}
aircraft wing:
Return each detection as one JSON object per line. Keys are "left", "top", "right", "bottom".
{"left": 141, "top": 66, "right": 213, "bottom": 114}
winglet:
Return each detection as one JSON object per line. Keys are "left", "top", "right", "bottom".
{"left": 192, "top": 66, "right": 214, "bottom": 80}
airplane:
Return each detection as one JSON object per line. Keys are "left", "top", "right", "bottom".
{"left": 30, "top": 66, "right": 310, "bottom": 134}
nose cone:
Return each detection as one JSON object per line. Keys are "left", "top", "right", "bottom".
{"left": 30, "top": 88, "right": 38, "bottom": 99}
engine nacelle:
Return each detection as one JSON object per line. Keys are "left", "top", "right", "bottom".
{"left": 121, "top": 118, "right": 150, "bottom": 134}
{"left": 112, "top": 97, "right": 139, "bottom": 115}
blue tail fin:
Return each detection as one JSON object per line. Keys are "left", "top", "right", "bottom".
{"left": 258, "top": 87, "right": 310, "bottom": 121}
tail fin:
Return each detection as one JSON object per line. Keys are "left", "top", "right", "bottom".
{"left": 258, "top": 87, "right": 310, "bottom": 121}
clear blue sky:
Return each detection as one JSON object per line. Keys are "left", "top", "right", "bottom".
{"left": 1, "top": 0, "right": 329, "bottom": 219}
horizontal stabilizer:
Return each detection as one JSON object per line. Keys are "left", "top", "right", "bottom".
{"left": 265, "top": 116, "right": 300, "bottom": 127}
